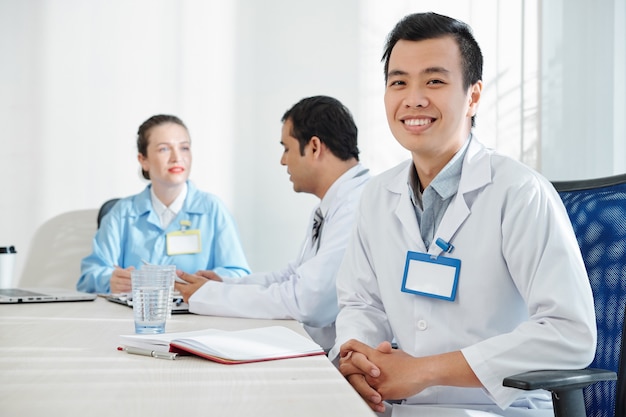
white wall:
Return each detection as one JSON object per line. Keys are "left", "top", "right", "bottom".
{"left": 540, "top": 0, "right": 626, "bottom": 179}
{"left": 1, "top": 0, "right": 624, "bottom": 285}
{"left": 229, "top": 0, "right": 362, "bottom": 275}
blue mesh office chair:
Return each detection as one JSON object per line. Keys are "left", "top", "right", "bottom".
{"left": 504, "top": 173, "right": 626, "bottom": 417}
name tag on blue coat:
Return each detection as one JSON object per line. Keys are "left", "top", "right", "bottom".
{"left": 401, "top": 251, "right": 460, "bottom": 301}
{"left": 166, "top": 229, "right": 202, "bottom": 255}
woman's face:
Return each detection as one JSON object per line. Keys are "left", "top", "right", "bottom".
{"left": 138, "top": 122, "right": 192, "bottom": 188}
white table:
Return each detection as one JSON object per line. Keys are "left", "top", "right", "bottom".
{"left": 0, "top": 297, "right": 376, "bottom": 417}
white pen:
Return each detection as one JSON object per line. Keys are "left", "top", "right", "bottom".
{"left": 117, "top": 346, "right": 178, "bottom": 360}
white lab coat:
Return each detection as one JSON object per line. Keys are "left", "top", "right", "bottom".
{"left": 189, "top": 164, "right": 371, "bottom": 350}
{"left": 332, "top": 138, "right": 596, "bottom": 411}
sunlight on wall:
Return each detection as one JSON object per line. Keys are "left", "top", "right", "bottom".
{"left": 540, "top": 0, "right": 626, "bottom": 179}
{"left": 178, "top": 1, "right": 237, "bottom": 205}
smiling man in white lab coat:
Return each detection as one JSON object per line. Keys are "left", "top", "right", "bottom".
{"left": 175, "top": 95, "right": 370, "bottom": 351}
{"left": 331, "top": 12, "right": 596, "bottom": 417}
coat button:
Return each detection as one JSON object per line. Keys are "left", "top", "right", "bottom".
{"left": 417, "top": 320, "right": 428, "bottom": 330}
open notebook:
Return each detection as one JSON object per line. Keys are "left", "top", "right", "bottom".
{"left": 0, "top": 287, "right": 97, "bottom": 304}
{"left": 119, "top": 326, "right": 325, "bottom": 364}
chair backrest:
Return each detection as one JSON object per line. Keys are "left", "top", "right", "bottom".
{"left": 97, "top": 198, "right": 120, "bottom": 229}
{"left": 552, "top": 173, "right": 626, "bottom": 417}
{"left": 19, "top": 209, "right": 98, "bottom": 289}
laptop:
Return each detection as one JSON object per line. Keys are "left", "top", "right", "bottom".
{"left": 104, "top": 292, "right": 190, "bottom": 314}
{"left": 0, "top": 287, "right": 97, "bottom": 304}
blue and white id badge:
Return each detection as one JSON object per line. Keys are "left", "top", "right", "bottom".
{"left": 401, "top": 251, "right": 461, "bottom": 301}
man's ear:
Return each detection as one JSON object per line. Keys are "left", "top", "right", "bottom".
{"left": 309, "top": 136, "right": 323, "bottom": 159}
{"left": 467, "top": 80, "right": 482, "bottom": 118}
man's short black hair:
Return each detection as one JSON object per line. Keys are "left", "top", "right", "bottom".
{"left": 281, "top": 95, "right": 359, "bottom": 161}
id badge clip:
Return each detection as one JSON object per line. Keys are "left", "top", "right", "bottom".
{"left": 401, "top": 249, "right": 461, "bottom": 301}
{"left": 166, "top": 220, "right": 201, "bottom": 255}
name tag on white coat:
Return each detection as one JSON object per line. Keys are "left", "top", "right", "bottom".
{"left": 401, "top": 251, "right": 461, "bottom": 301}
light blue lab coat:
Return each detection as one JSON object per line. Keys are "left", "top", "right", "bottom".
{"left": 77, "top": 182, "right": 250, "bottom": 293}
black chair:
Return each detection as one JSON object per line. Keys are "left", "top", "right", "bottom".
{"left": 503, "top": 173, "right": 626, "bottom": 417}
{"left": 97, "top": 198, "right": 120, "bottom": 229}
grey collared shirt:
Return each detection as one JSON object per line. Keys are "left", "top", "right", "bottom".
{"left": 409, "top": 136, "right": 471, "bottom": 249}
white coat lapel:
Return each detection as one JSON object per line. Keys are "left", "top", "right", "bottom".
{"left": 386, "top": 161, "right": 424, "bottom": 250}
{"left": 430, "top": 139, "right": 493, "bottom": 253}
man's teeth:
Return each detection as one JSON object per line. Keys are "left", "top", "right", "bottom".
{"left": 404, "top": 119, "right": 432, "bottom": 126}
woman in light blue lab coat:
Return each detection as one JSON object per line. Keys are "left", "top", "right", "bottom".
{"left": 77, "top": 114, "right": 250, "bottom": 294}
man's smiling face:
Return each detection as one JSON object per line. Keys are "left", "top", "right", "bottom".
{"left": 384, "top": 36, "right": 481, "bottom": 159}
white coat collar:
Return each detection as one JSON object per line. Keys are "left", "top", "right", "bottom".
{"left": 459, "top": 135, "right": 492, "bottom": 194}
{"left": 384, "top": 135, "right": 492, "bottom": 195}
{"left": 383, "top": 135, "right": 493, "bottom": 254}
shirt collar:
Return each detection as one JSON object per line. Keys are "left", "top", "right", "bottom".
{"left": 150, "top": 182, "right": 188, "bottom": 217}
{"left": 408, "top": 133, "right": 472, "bottom": 202}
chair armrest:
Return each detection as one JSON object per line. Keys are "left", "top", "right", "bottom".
{"left": 503, "top": 368, "right": 616, "bottom": 391}
{"left": 503, "top": 369, "right": 617, "bottom": 417}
